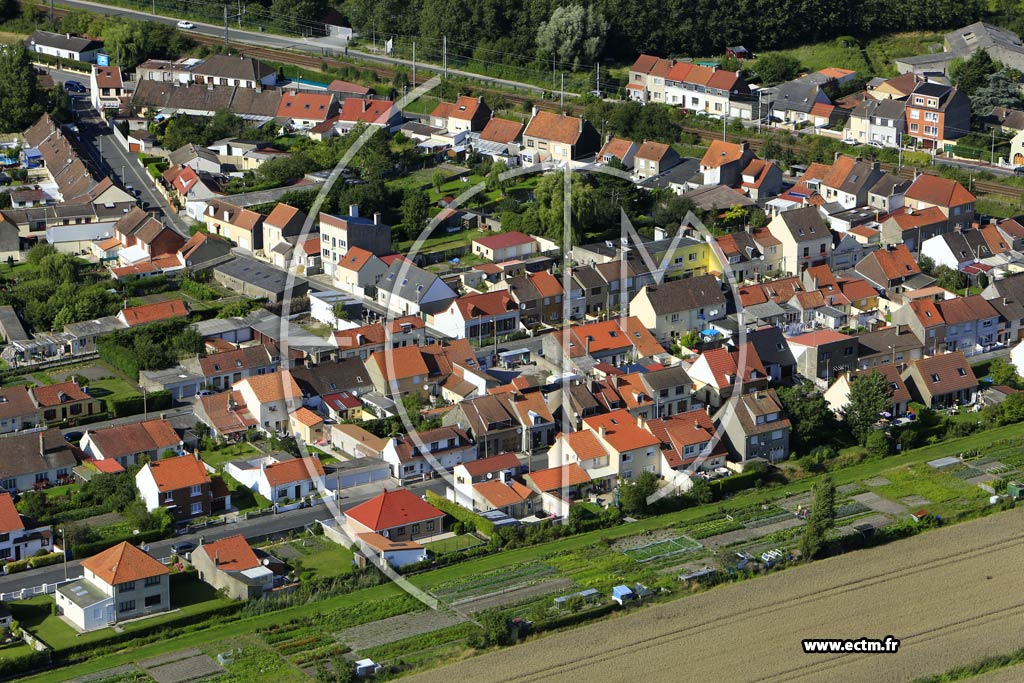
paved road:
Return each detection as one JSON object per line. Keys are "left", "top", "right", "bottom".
{"left": 0, "top": 475, "right": 445, "bottom": 594}
{"left": 72, "top": 106, "right": 190, "bottom": 235}
{"left": 54, "top": 0, "right": 554, "bottom": 96}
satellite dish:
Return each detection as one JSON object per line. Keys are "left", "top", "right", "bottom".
{"left": 381, "top": 529, "right": 389, "bottom": 538}
{"left": 487, "top": 472, "right": 493, "bottom": 479}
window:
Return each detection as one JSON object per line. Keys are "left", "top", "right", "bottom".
{"left": 164, "top": 491, "right": 173, "bottom": 502}
{"left": 190, "top": 485, "right": 202, "bottom": 497}
{"left": 118, "top": 600, "right": 136, "bottom": 613}
{"left": 120, "top": 581, "right": 135, "bottom": 591}
{"left": 771, "top": 430, "right": 784, "bottom": 440}
{"left": 190, "top": 502, "right": 203, "bottom": 515}
{"left": 144, "top": 594, "right": 162, "bottom": 607}
{"left": 426, "top": 520, "right": 435, "bottom": 531}
{"left": 411, "top": 524, "right": 420, "bottom": 534}
{"left": 145, "top": 575, "right": 161, "bottom": 587}
{"left": 623, "top": 469, "right": 633, "bottom": 479}
{"left": 688, "top": 253, "right": 697, "bottom": 261}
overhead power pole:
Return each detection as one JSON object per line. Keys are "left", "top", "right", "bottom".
{"left": 412, "top": 42, "right": 416, "bottom": 86}
{"left": 443, "top": 35, "right": 448, "bottom": 79}
{"left": 224, "top": 6, "right": 229, "bottom": 48}
{"left": 561, "top": 72, "right": 565, "bottom": 109}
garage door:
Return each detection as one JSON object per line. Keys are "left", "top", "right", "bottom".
{"left": 129, "top": 143, "right": 141, "bottom": 153}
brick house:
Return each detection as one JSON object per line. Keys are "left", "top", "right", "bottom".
{"left": 135, "top": 454, "right": 213, "bottom": 521}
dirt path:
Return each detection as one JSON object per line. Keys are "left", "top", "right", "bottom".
{"left": 700, "top": 516, "right": 803, "bottom": 549}
{"left": 340, "top": 609, "right": 466, "bottom": 651}
{"left": 405, "top": 507, "right": 1024, "bottom": 683}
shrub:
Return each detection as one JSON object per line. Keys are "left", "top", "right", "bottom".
{"left": 3, "top": 559, "right": 31, "bottom": 574}
{"left": 425, "top": 491, "right": 494, "bottom": 536}
{"left": 28, "top": 552, "right": 63, "bottom": 569}
{"left": 709, "top": 468, "right": 762, "bottom": 497}
{"left": 107, "top": 390, "right": 172, "bottom": 418}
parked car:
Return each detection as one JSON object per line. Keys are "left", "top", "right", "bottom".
{"left": 63, "top": 80, "right": 85, "bottom": 93}
{"left": 176, "top": 20, "right": 195, "bottom": 29}
{"left": 171, "top": 541, "right": 196, "bottom": 556}
{"left": 867, "top": 141, "right": 885, "bottom": 149}
{"left": 195, "top": 389, "right": 214, "bottom": 397}
{"left": 842, "top": 137, "right": 858, "bottom": 145}
{"left": 1014, "top": 166, "right": 1024, "bottom": 177}
{"left": 63, "top": 431, "right": 84, "bottom": 443}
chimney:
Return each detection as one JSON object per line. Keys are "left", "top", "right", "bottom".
{"left": 598, "top": 425, "right": 606, "bottom": 437}
{"left": 531, "top": 106, "right": 538, "bottom": 118}
{"left": 214, "top": 550, "right": 219, "bottom": 566}
{"left": 579, "top": 115, "right": 584, "bottom": 133}
{"left": 349, "top": 203, "right": 359, "bottom": 218}
{"left": 38, "top": 431, "right": 44, "bottom": 455}
{"left": 373, "top": 212, "right": 382, "bottom": 225}
{"left": 637, "top": 414, "right": 646, "bottom": 429}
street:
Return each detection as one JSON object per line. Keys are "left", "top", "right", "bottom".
{"left": 0, "top": 475, "right": 446, "bottom": 594}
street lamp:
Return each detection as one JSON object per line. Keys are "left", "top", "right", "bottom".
{"left": 57, "top": 527, "right": 68, "bottom": 581}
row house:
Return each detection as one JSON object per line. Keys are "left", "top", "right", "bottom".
{"left": 825, "top": 365, "right": 912, "bottom": 419}
{"left": 202, "top": 199, "right": 264, "bottom": 252}
{"left": 688, "top": 343, "right": 769, "bottom": 408}
{"left": 333, "top": 246, "right": 387, "bottom": 298}
{"left": 719, "top": 389, "right": 791, "bottom": 463}
{"left": 182, "top": 343, "right": 280, "bottom": 391}
{"left": 429, "top": 290, "right": 520, "bottom": 341}
{"left": 376, "top": 259, "right": 458, "bottom": 317}
{"left": 224, "top": 453, "right": 326, "bottom": 503}
{"left": 664, "top": 63, "right": 752, "bottom": 118}
{"left": 331, "top": 316, "right": 426, "bottom": 361}
{"left": 630, "top": 275, "right": 726, "bottom": 344}
{"left": 905, "top": 81, "right": 971, "bottom": 149}
{"left": 764, "top": 206, "right": 832, "bottom": 275}
{"left": 787, "top": 329, "right": 858, "bottom": 381}
{"left": 627, "top": 55, "right": 674, "bottom": 103}
{"left": 81, "top": 418, "right": 182, "bottom": 469}
{"left": 381, "top": 425, "right": 476, "bottom": 482}
{"left": 544, "top": 316, "right": 668, "bottom": 373}
{"left": 845, "top": 98, "right": 907, "bottom": 148}
{"left": 0, "top": 428, "right": 76, "bottom": 492}
{"left": 520, "top": 109, "right": 601, "bottom": 165}
{"left": 901, "top": 352, "right": 978, "bottom": 408}
{"left": 902, "top": 174, "right": 975, "bottom": 232}
{"left": 647, "top": 409, "right": 728, "bottom": 477}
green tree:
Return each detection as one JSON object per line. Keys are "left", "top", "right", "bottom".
{"left": 0, "top": 42, "right": 44, "bottom": 133}
{"left": 401, "top": 189, "right": 430, "bottom": 231}
{"left": 932, "top": 265, "right": 967, "bottom": 291}
{"left": 536, "top": 4, "right": 609, "bottom": 70}
{"left": 970, "top": 69, "right": 1023, "bottom": 117}
{"left": 431, "top": 170, "right": 447, "bottom": 194}
{"left": 949, "top": 50, "right": 999, "bottom": 98}
{"left": 486, "top": 160, "right": 510, "bottom": 193}
{"left": 618, "top": 471, "right": 659, "bottom": 516}
{"left": 776, "top": 381, "right": 840, "bottom": 454}
{"left": 987, "top": 357, "right": 1021, "bottom": 388}
{"left": 865, "top": 429, "right": 891, "bottom": 458}
{"left": 689, "top": 477, "right": 712, "bottom": 505}
{"left": 844, "top": 370, "right": 893, "bottom": 445}
{"left": 753, "top": 53, "right": 801, "bottom": 84}
{"left": 799, "top": 475, "right": 836, "bottom": 560}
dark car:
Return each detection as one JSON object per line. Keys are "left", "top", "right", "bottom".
{"left": 64, "top": 80, "right": 85, "bottom": 93}
{"left": 63, "top": 431, "right": 84, "bottom": 443}
{"left": 171, "top": 541, "right": 196, "bottom": 556}
{"left": 1014, "top": 166, "right": 1024, "bottom": 176}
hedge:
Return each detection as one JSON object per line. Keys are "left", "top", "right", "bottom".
{"left": 107, "top": 390, "right": 172, "bottom": 418}
{"left": 3, "top": 559, "right": 30, "bottom": 574}
{"left": 0, "top": 649, "right": 49, "bottom": 679}
{"left": 70, "top": 528, "right": 167, "bottom": 559}
{"left": 28, "top": 553, "right": 64, "bottom": 569}
{"left": 31, "top": 52, "right": 92, "bottom": 74}
{"left": 425, "top": 490, "right": 495, "bottom": 537}
{"left": 709, "top": 469, "right": 763, "bottom": 498}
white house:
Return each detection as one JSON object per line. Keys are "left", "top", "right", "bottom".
{"left": 376, "top": 260, "right": 457, "bottom": 317}
{"left": 55, "top": 542, "right": 169, "bottom": 632}
{"left": 380, "top": 425, "right": 476, "bottom": 483}
{"left": 28, "top": 30, "right": 103, "bottom": 62}
{"left": 448, "top": 451, "right": 522, "bottom": 510}
{"left": 233, "top": 370, "right": 302, "bottom": 434}
{"left": 223, "top": 453, "right": 327, "bottom": 503}
{"left": 429, "top": 290, "right": 520, "bottom": 340}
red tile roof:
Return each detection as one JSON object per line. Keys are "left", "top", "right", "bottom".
{"left": 197, "top": 534, "right": 260, "bottom": 571}
{"left": 524, "top": 110, "right": 585, "bottom": 145}
{"left": 526, "top": 464, "right": 591, "bottom": 492}
{"left": 701, "top": 140, "right": 747, "bottom": 168}
{"left": 264, "top": 456, "right": 325, "bottom": 486}
{"left": 474, "top": 479, "right": 534, "bottom": 507}
{"left": 345, "top": 488, "right": 443, "bottom": 531}
{"left": 599, "top": 137, "right": 634, "bottom": 160}
{"left": 367, "top": 345, "right": 429, "bottom": 381}
{"left": 327, "top": 79, "right": 370, "bottom": 95}
{"left": 630, "top": 54, "right": 661, "bottom": 74}
{"left": 787, "top": 329, "right": 853, "bottom": 347}
{"left": 339, "top": 98, "right": 396, "bottom": 124}
{"left": 480, "top": 117, "right": 523, "bottom": 144}
{"left": 870, "top": 245, "right": 921, "bottom": 280}
{"left": 237, "top": 370, "right": 301, "bottom": 404}
{"left": 559, "top": 429, "right": 609, "bottom": 461}
{"left": 529, "top": 270, "right": 563, "bottom": 298}
{"left": 276, "top": 91, "right": 335, "bottom": 120}
{"left": 0, "top": 492, "right": 24, "bottom": 534}
{"left": 459, "top": 452, "right": 520, "bottom": 477}
{"left": 200, "top": 391, "right": 257, "bottom": 435}
{"left": 635, "top": 140, "right": 671, "bottom": 161}
{"left": 120, "top": 299, "right": 188, "bottom": 326}
{"left": 584, "top": 409, "right": 660, "bottom": 452}
{"left": 30, "top": 381, "right": 90, "bottom": 408}
{"left": 336, "top": 246, "right": 378, "bottom": 272}
{"left": 431, "top": 95, "right": 485, "bottom": 122}
{"left": 697, "top": 344, "right": 767, "bottom": 387}
{"left": 147, "top": 455, "right": 210, "bottom": 492}
{"left": 265, "top": 203, "right": 303, "bottom": 230}
{"left": 87, "top": 419, "right": 180, "bottom": 459}
{"left": 454, "top": 290, "right": 515, "bottom": 319}
{"left": 290, "top": 407, "right": 323, "bottom": 427}
{"left": 83, "top": 542, "right": 168, "bottom": 585}
{"left": 906, "top": 174, "right": 975, "bottom": 207}
{"left": 885, "top": 206, "right": 947, "bottom": 230}
{"left": 356, "top": 531, "right": 423, "bottom": 552}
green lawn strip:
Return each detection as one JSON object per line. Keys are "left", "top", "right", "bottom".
{"left": 423, "top": 535, "right": 482, "bottom": 554}
{"left": 411, "top": 421, "right": 1024, "bottom": 589}
{"left": 21, "top": 583, "right": 407, "bottom": 683}
{"left": 0, "top": 642, "right": 35, "bottom": 662}
{"left": 280, "top": 538, "right": 353, "bottom": 578}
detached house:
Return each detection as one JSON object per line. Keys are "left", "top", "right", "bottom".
{"left": 904, "top": 81, "right": 971, "bottom": 148}
{"left": 344, "top": 488, "right": 444, "bottom": 542}
{"left": 30, "top": 381, "right": 102, "bottom": 424}
{"left": 81, "top": 419, "right": 182, "bottom": 468}
{"left": 471, "top": 231, "right": 536, "bottom": 262}
{"left": 136, "top": 454, "right": 214, "bottom": 521}
{"left": 720, "top": 389, "right": 791, "bottom": 463}
{"left": 0, "top": 492, "right": 51, "bottom": 561}
{"left": 597, "top": 137, "right": 637, "bottom": 169}
{"left": 633, "top": 141, "right": 680, "bottom": 181}
{"left": 56, "top": 542, "right": 169, "bottom": 632}
{"left": 521, "top": 110, "right": 600, "bottom": 165}
{"left": 191, "top": 535, "right": 274, "bottom": 600}
{"left": 902, "top": 352, "right": 978, "bottom": 408}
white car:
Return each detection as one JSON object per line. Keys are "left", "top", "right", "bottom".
{"left": 177, "top": 20, "right": 194, "bottom": 29}
{"left": 867, "top": 141, "right": 885, "bottom": 149}
{"left": 842, "top": 137, "right": 858, "bottom": 145}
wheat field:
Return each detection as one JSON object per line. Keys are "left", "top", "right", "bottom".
{"left": 407, "top": 507, "right": 1024, "bottom": 683}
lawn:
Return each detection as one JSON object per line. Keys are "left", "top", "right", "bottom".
{"left": 10, "top": 575, "right": 232, "bottom": 652}
{"left": 875, "top": 463, "right": 989, "bottom": 505}
{"left": 0, "top": 642, "right": 34, "bottom": 662}
{"left": 197, "top": 441, "right": 263, "bottom": 470}
{"left": 423, "top": 534, "right": 484, "bottom": 554}
{"left": 85, "top": 376, "right": 142, "bottom": 405}
{"left": 276, "top": 536, "right": 353, "bottom": 579}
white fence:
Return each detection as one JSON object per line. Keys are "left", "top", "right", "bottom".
{"left": 0, "top": 577, "right": 80, "bottom": 603}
